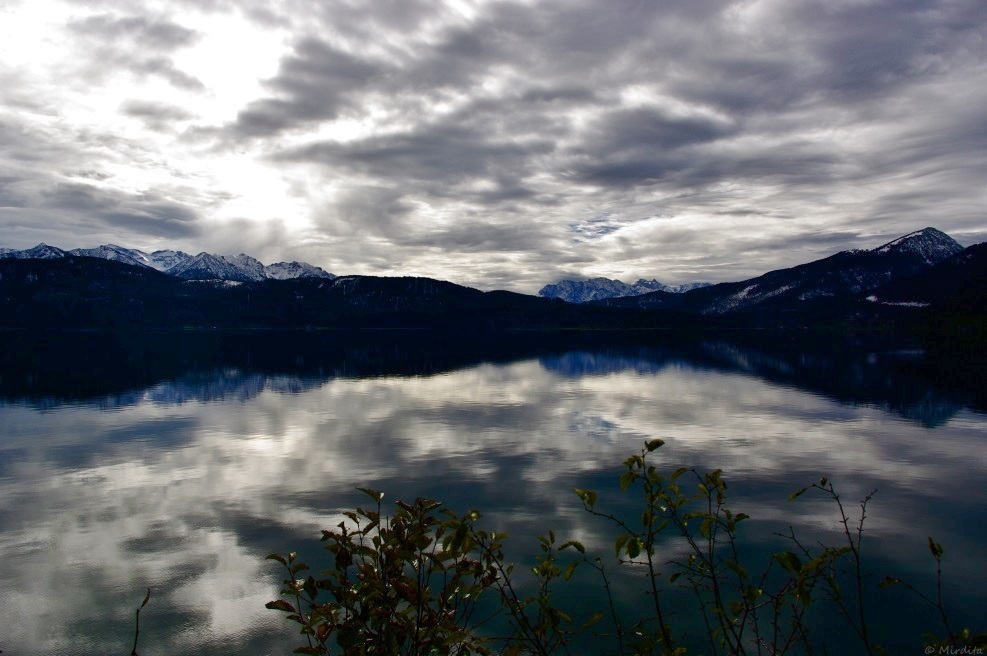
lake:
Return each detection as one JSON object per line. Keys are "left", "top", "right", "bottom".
{"left": 1, "top": 331, "right": 984, "bottom": 654}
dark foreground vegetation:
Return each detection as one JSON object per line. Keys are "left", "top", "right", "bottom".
{"left": 266, "top": 441, "right": 986, "bottom": 655}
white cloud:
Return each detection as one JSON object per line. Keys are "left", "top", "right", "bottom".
{"left": 1, "top": 0, "right": 985, "bottom": 290}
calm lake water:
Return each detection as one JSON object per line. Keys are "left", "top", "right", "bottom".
{"left": 0, "top": 332, "right": 984, "bottom": 654}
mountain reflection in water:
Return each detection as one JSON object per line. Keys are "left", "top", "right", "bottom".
{"left": 0, "top": 331, "right": 984, "bottom": 655}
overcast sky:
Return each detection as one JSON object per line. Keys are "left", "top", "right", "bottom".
{"left": 1, "top": 0, "right": 985, "bottom": 292}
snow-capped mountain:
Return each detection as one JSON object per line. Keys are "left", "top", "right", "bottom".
{"left": 866, "top": 241, "right": 987, "bottom": 310}
{"left": 165, "top": 252, "right": 263, "bottom": 282}
{"left": 264, "top": 261, "right": 335, "bottom": 280}
{"left": 604, "top": 227, "right": 966, "bottom": 316}
{"left": 1, "top": 227, "right": 984, "bottom": 333}
{"left": 539, "top": 277, "right": 710, "bottom": 303}
{"left": 874, "top": 227, "right": 962, "bottom": 265}
{"left": 144, "top": 249, "right": 193, "bottom": 272}
{"left": 69, "top": 244, "right": 151, "bottom": 269}
{"left": 220, "top": 253, "right": 267, "bottom": 281}
{"left": 0, "top": 243, "right": 334, "bottom": 281}
{"left": 695, "top": 227, "right": 962, "bottom": 314}
{"left": 0, "top": 243, "right": 67, "bottom": 260}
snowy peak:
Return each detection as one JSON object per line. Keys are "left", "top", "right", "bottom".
{"left": 264, "top": 261, "right": 336, "bottom": 280}
{"left": 220, "top": 253, "right": 266, "bottom": 281}
{"left": 63, "top": 244, "right": 197, "bottom": 272}
{"left": 629, "top": 279, "right": 668, "bottom": 295}
{"left": 166, "top": 252, "right": 264, "bottom": 282}
{"left": 539, "top": 278, "right": 634, "bottom": 303}
{"left": 539, "top": 277, "right": 710, "bottom": 303}
{"left": 144, "top": 249, "right": 193, "bottom": 272}
{"left": 0, "top": 242, "right": 334, "bottom": 282}
{"left": 0, "top": 243, "right": 66, "bottom": 259}
{"left": 872, "top": 227, "right": 963, "bottom": 266}
{"left": 69, "top": 244, "right": 150, "bottom": 269}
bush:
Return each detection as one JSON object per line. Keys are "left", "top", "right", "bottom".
{"left": 267, "top": 441, "right": 985, "bottom": 655}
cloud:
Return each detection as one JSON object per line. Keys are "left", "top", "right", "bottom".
{"left": 122, "top": 100, "right": 197, "bottom": 132}
{"left": 41, "top": 183, "right": 203, "bottom": 239}
{"left": 68, "top": 13, "right": 200, "bottom": 50}
{"left": 0, "top": 176, "right": 28, "bottom": 209}
{"left": 65, "top": 12, "right": 205, "bottom": 90}
{"left": 284, "top": 124, "right": 549, "bottom": 190}
{"left": 232, "top": 38, "right": 385, "bottom": 137}
{"left": 316, "top": 185, "right": 414, "bottom": 238}
{"left": 0, "top": 0, "right": 985, "bottom": 287}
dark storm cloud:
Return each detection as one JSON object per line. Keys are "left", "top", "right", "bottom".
{"left": 0, "top": 176, "right": 28, "bottom": 209}
{"left": 282, "top": 123, "right": 552, "bottom": 199}
{"left": 41, "top": 183, "right": 202, "bottom": 239}
{"left": 663, "top": 1, "right": 986, "bottom": 116}
{"left": 589, "top": 108, "right": 736, "bottom": 153}
{"left": 797, "top": 0, "right": 987, "bottom": 99}
{"left": 288, "top": 127, "right": 520, "bottom": 181}
{"left": 122, "top": 100, "right": 196, "bottom": 132}
{"left": 66, "top": 13, "right": 204, "bottom": 90}
{"left": 562, "top": 107, "right": 737, "bottom": 188}
{"left": 317, "top": 185, "right": 414, "bottom": 238}
{"left": 405, "top": 220, "right": 555, "bottom": 254}
{"left": 233, "top": 38, "right": 385, "bottom": 137}
{"left": 68, "top": 14, "right": 199, "bottom": 50}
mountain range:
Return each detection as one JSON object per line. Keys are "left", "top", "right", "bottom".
{"left": 0, "top": 227, "right": 984, "bottom": 340}
{"left": 538, "top": 278, "right": 711, "bottom": 303}
{"left": 592, "top": 227, "right": 966, "bottom": 314}
{"left": 0, "top": 244, "right": 335, "bottom": 282}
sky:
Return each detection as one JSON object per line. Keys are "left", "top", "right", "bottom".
{"left": 1, "top": 0, "right": 985, "bottom": 293}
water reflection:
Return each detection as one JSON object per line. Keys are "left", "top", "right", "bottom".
{"left": 0, "top": 333, "right": 984, "bottom": 654}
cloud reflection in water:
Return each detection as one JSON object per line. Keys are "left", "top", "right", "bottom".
{"left": 0, "top": 346, "right": 984, "bottom": 654}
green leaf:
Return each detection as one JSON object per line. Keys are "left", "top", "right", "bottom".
{"left": 927, "top": 537, "right": 944, "bottom": 560}
{"left": 582, "top": 611, "right": 605, "bottom": 629}
{"left": 266, "top": 599, "right": 296, "bottom": 613}
{"left": 645, "top": 438, "right": 665, "bottom": 452}
{"left": 624, "top": 455, "right": 644, "bottom": 469}
{"left": 560, "top": 540, "right": 585, "bottom": 554}
{"left": 788, "top": 486, "right": 810, "bottom": 501}
{"left": 356, "top": 487, "right": 384, "bottom": 503}
{"left": 774, "top": 551, "right": 802, "bottom": 573}
{"left": 614, "top": 534, "right": 629, "bottom": 559}
{"left": 618, "top": 471, "right": 636, "bottom": 491}
{"left": 303, "top": 576, "right": 317, "bottom": 599}
{"left": 574, "top": 488, "right": 598, "bottom": 509}
{"left": 879, "top": 576, "right": 901, "bottom": 589}
{"left": 725, "top": 559, "right": 749, "bottom": 580}
{"left": 626, "top": 537, "right": 641, "bottom": 559}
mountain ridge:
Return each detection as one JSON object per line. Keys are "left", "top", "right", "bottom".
{"left": 0, "top": 243, "right": 335, "bottom": 282}
{"left": 595, "top": 227, "right": 965, "bottom": 317}
{"left": 539, "top": 277, "right": 711, "bottom": 303}
{"left": 0, "top": 227, "right": 983, "bottom": 338}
